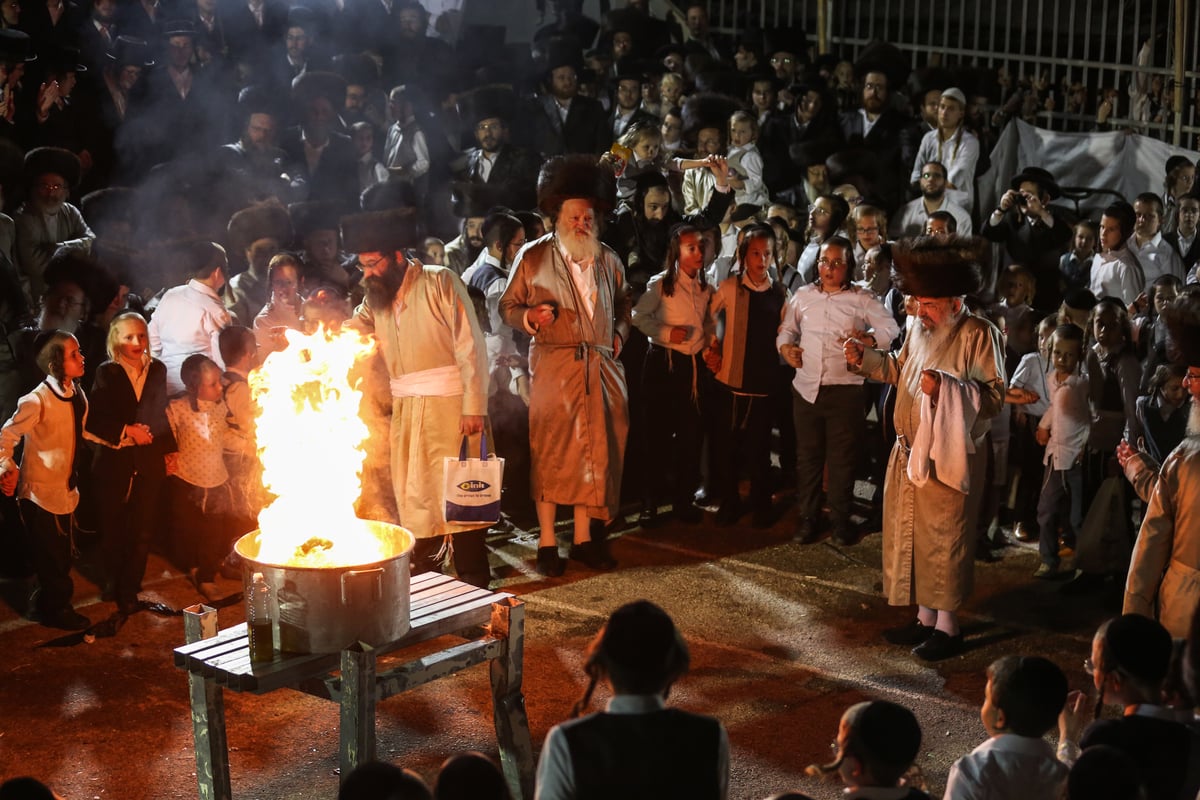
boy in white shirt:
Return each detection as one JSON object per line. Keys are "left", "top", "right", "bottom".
{"left": 944, "top": 656, "right": 1069, "bottom": 800}
{"left": 1034, "top": 324, "right": 1090, "bottom": 578}
{"left": 725, "top": 110, "right": 769, "bottom": 208}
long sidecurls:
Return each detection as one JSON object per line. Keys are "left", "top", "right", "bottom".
{"left": 661, "top": 223, "right": 705, "bottom": 298}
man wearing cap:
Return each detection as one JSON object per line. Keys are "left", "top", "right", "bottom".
{"left": 279, "top": 70, "right": 358, "bottom": 208}
{"left": 14, "top": 147, "right": 95, "bottom": 304}
{"left": 215, "top": 88, "right": 288, "bottom": 197}
{"left": 77, "top": 0, "right": 120, "bottom": 74}
{"left": 1120, "top": 293, "right": 1200, "bottom": 638}
{"left": 454, "top": 90, "right": 539, "bottom": 212}
{"left": 533, "top": 39, "right": 609, "bottom": 157}
{"left": 909, "top": 88, "right": 979, "bottom": 213}
{"left": 265, "top": 6, "right": 329, "bottom": 92}
{"left": 984, "top": 166, "right": 1073, "bottom": 311}
{"left": 225, "top": 199, "right": 291, "bottom": 324}
{"left": 499, "top": 155, "right": 632, "bottom": 576}
{"left": 443, "top": 186, "right": 491, "bottom": 276}
{"left": 891, "top": 159, "right": 972, "bottom": 238}
{"left": 844, "top": 236, "right": 1005, "bottom": 661}
{"left": 343, "top": 208, "right": 492, "bottom": 589}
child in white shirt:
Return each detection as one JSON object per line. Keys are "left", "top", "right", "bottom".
{"left": 725, "top": 110, "right": 769, "bottom": 208}
{"left": 1034, "top": 324, "right": 1090, "bottom": 578}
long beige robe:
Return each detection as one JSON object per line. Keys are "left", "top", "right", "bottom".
{"left": 1123, "top": 436, "right": 1200, "bottom": 637}
{"left": 352, "top": 264, "right": 489, "bottom": 538}
{"left": 859, "top": 313, "right": 1005, "bottom": 610}
{"left": 498, "top": 233, "right": 632, "bottom": 519}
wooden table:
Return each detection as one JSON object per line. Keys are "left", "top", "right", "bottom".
{"left": 173, "top": 572, "right": 534, "bottom": 800}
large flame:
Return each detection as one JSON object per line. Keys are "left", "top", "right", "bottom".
{"left": 250, "top": 325, "right": 390, "bottom": 567}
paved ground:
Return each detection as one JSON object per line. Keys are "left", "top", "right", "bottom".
{"left": 0, "top": 505, "right": 1119, "bottom": 800}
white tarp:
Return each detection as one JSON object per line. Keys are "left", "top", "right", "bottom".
{"left": 978, "top": 120, "right": 1200, "bottom": 220}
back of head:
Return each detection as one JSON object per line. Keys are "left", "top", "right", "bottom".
{"left": 434, "top": 752, "right": 510, "bottom": 800}
{"left": 1067, "top": 745, "right": 1145, "bottom": 800}
{"left": 594, "top": 600, "right": 689, "bottom": 694}
{"left": 218, "top": 325, "right": 256, "bottom": 367}
{"left": 1098, "top": 614, "right": 1173, "bottom": 695}
{"left": 843, "top": 700, "right": 922, "bottom": 787}
{"left": 339, "top": 761, "right": 433, "bottom": 800}
{"left": 0, "top": 777, "right": 56, "bottom": 800}
{"left": 187, "top": 241, "right": 226, "bottom": 281}
{"left": 987, "top": 655, "right": 1069, "bottom": 737}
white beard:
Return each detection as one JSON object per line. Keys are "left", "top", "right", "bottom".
{"left": 561, "top": 227, "right": 600, "bottom": 263}
{"left": 906, "top": 311, "right": 958, "bottom": 364}
{"left": 1188, "top": 399, "right": 1200, "bottom": 437}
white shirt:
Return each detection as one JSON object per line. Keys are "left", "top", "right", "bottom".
{"left": 477, "top": 150, "right": 496, "bottom": 182}
{"left": 166, "top": 396, "right": 229, "bottom": 488}
{"left": 149, "top": 279, "right": 232, "bottom": 394}
{"left": 1089, "top": 248, "right": 1145, "bottom": 306}
{"left": 1127, "top": 231, "right": 1184, "bottom": 285}
{"left": 726, "top": 142, "right": 769, "bottom": 207}
{"left": 943, "top": 734, "right": 1067, "bottom": 800}
{"left": 1039, "top": 371, "right": 1090, "bottom": 469}
{"left": 632, "top": 268, "right": 714, "bottom": 355}
{"left": 0, "top": 377, "right": 84, "bottom": 515}
{"left": 890, "top": 196, "right": 974, "bottom": 238}
{"left": 776, "top": 283, "right": 900, "bottom": 403}
{"left": 859, "top": 108, "right": 879, "bottom": 137}
{"left": 911, "top": 127, "right": 981, "bottom": 210}
{"left": 1009, "top": 351, "right": 1051, "bottom": 417}
{"left": 557, "top": 239, "right": 597, "bottom": 319}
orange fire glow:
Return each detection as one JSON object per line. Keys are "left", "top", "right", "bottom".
{"left": 249, "top": 325, "right": 391, "bottom": 567}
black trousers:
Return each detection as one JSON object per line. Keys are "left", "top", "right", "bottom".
{"left": 641, "top": 345, "right": 703, "bottom": 507}
{"left": 167, "top": 477, "right": 233, "bottom": 583}
{"left": 19, "top": 499, "right": 74, "bottom": 614}
{"left": 97, "top": 472, "right": 164, "bottom": 612}
{"left": 412, "top": 531, "right": 490, "bottom": 589}
{"left": 792, "top": 384, "right": 864, "bottom": 528}
{"left": 710, "top": 385, "right": 773, "bottom": 513}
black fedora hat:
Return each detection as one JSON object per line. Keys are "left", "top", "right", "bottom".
{"left": 1009, "top": 166, "right": 1062, "bottom": 199}
{"left": 45, "top": 44, "right": 87, "bottom": 74}
{"left": 162, "top": 19, "right": 199, "bottom": 38}
{"left": 109, "top": 35, "right": 155, "bottom": 68}
{"left": 0, "top": 29, "right": 36, "bottom": 64}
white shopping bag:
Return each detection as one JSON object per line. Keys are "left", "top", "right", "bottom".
{"left": 443, "top": 432, "right": 504, "bottom": 524}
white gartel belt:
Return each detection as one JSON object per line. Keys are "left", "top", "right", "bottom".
{"left": 389, "top": 365, "right": 464, "bottom": 398}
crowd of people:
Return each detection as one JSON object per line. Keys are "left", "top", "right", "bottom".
{"left": 0, "top": 0, "right": 1199, "bottom": 797}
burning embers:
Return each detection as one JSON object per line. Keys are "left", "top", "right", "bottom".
{"left": 249, "top": 325, "right": 390, "bottom": 568}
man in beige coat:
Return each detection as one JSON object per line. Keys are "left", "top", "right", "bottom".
{"left": 1122, "top": 293, "right": 1200, "bottom": 637}
{"left": 499, "top": 155, "right": 632, "bottom": 577}
{"left": 845, "top": 236, "right": 1005, "bottom": 661}
{"left": 344, "top": 208, "right": 492, "bottom": 588}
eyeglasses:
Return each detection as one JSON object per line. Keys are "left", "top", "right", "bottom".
{"left": 811, "top": 207, "right": 831, "bottom": 216}
{"left": 817, "top": 258, "right": 847, "bottom": 267}
{"left": 475, "top": 121, "right": 503, "bottom": 132}
{"left": 38, "top": 182, "right": 65, "bottom": 192}
{"left": 769, "top": 56, "right": 794, "bottom": 66}
{"left": 863, "top": 82, "right": 886, "bottom": 92}
{"left": 920, "top": 171, "right": 945, "bottom": 180}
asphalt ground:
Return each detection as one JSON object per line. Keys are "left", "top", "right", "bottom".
{"left": 0, "top": 493, "right": 1123, "bottom": 800}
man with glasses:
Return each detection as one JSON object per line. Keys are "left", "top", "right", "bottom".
{"left": 838, "top": 66, "right": 918, "bottom": 211}
{"left": 454, "top": 89, "right": 538, "bottom": 212}
{"left": 14, "top": 147, "right": 94, "bottom": 305}
{"left": 891, "top": 160, "right": 972, "bottom": 238}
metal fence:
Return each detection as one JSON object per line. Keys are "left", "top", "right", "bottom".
{"left": 701, "top": 0, "right": 1199, "bottom": 147}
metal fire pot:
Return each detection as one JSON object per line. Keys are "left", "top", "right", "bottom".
{"left": 234, "top": 521, "right": 415, "bottom": 654}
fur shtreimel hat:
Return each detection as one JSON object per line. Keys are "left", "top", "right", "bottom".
{"left": 227, "top": 199, "right": 293, "bottom": 254}
{"left": 1163, "top": 291, "right": 1200, "bottom": 367}
{"left": 24, "top": 147, "right": 80, "bottom": 188}
{"left": 890, "top": 235, "right": 985, "bottom": 298}
{"left": 340, "top": 208, "right": 420, "bottom": 254}
{"left": 681, "top": 92, "right": 740, "bottom": 140}
{"left": 536, "top": 155, "right": 616, "bottom": 218}
{"left": 289, "top": 201, "right": 341, "bottom": 239}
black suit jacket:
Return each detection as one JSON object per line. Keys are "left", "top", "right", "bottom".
{"left": 535, "top": 94, "right": 609, "bottom": 157}
{"left": 279, "top": 126, "right": 359, "bottom": 210}
{"left": 85, "top": 359, "right": 175, "bottom": 499}
{"left": 608, "top": 107, "right": 659, "bottom": 141}
{"left": 1163, "top": 231, "right": 1200, "bottom": 274}
{"left": 983, "top": 210, "right": 1074, "bottom": 311}
{"left": 459, "top": 145, "right": 540, "bottom": 211}
{"left": 221, "top": 0, "right": 289, "bottom": 66}
{"left": 837, "top": 107, "right": 919, "bottom": 208}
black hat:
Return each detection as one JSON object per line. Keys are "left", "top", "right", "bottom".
{"left": 289, "top": 201, "right": 341, "bottom": 239}
{"left": 599, "top": 601, "right": 687, "bottom": 683}
{"left": 1166, "top": 154, "right": 1193, "bottom": 175}
{"left": 24, "top": 147, "right": 80, "bottom": 188}
{"left": 0, "top": 29, "right": 35, "bottom": 64}
{"left": 45, "top": 44, "right": 86, "bottom": 74}
{"left": 1163, "top": 291, "right": 1200, "bottom": 367}
{"left": 227, "top": 199, "right": 293, "bottom": 253}
{"left": 542, "top": 37, "right": 583, "bottom": 77}
{"left": 1063, "top": 287, "right": 1098, "bottom": 312}
{"left": 613, "top": 58, "right": 644, "bottom": 84}
{"left": 844, "top": 701, "right": 922, "bottom": 776}
{"left": 536, "top": 155, "right": 617, "bottom": 218}
{"left": 731, "top": 203, "right": 760, "bottom": 223}
{"left": 109, "top": 35, "right": 155, "bottom": 68}
{"left": 788, "top": 139, "right": 839, "bottom": 169}
{"left": 681, "top": 92, "right": 740, "bottom": 140}
{"left": 81, "top": 186, "right": 136, "bottom": 230}
{"left": 331, "top": 53, "right": 379, "bottom": 88}
{"left": 1104, "top": 614, "right": 1173, "bottom": 685}
{"left": 458, "top": 85, "right": 515, "bottom": 127}
{"left": 891, "top": 235, "right": 986, "bottom": 298}
{"left": 235, "top": 84, "right": 280, "bottom": 119}
{"left": 1009, "top": 166, "right": 1062, "bottom": 200}
{"left": 654, "top": 42, "right": 686, "bottom": 64}
{"left": 340, "top": 208, "right": 420, "bottom": 253}
{"left": 162, "top": 19, "right": 199, "bottom": 38}
{"left": 762, "top": 25, "right": 806, "bottom": 60}
{"left": 286, "top": 5, "right": 317, "bottom": 31}
{"left": 292, "top": 70, "right": 346, "bottom": 106}
{"left": 450, "top": 182, "right": 500, "bottom": 219}
{"left": 853, "top": 40, "right": 910, "bottom": 89}
{"left": 360, "top": 180, "right": 418, "bottom": 213}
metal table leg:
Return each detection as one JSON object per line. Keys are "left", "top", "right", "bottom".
{"left": 488, "top": 598, "right": 534, "bottom": 800}
{"left": 184, "top": 605, "right": 232, "bottom": 800}
{"left": 340, "top": 642, "right": 377, "bottom": 781}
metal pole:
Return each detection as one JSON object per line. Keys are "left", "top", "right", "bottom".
{"left": 1176, "top": 0, "right": 1187, "bottom": 146}
{"left": 818, "top": 0, "right": 827, "bottom": 55}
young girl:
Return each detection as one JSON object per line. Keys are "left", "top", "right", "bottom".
{"left": 85, "top": 312, "right": 175, "bottom": 616}
{"left": 0, "top": 331, "right": 89, "bottom": 630}
{"left": 535, "top": 601, "right": 728, "bottom": 800}
{"left": 165, "top": 354, "right": 234, "bottom": 602}
{"left": 631, "top": 224, "right": 714, "bottom": 526}
{"left": 1034, "top": 324, "right": 1090, "bottom": 578}
{"left": 614, "top": 122, "right": 716, "bottom": 207}
{"left": 252, "top": 253, "right": 304, "bottom": 355}
{"left": 806, "top": 700, "right": 929, "bottom": 799}
{"left": 725, "top": 110, "right": 768, "bottom": 208}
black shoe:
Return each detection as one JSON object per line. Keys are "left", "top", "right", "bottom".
{"left": 831, "top": 527, "right": 860, "bottom": 547}
{"left": 883, "top": 619, "right": 935, "bottom": 646}
{"left": 714, "top": 500, "right": 742, "bottom": 527}
{"left": 535, "top": 546, "right": 565, "bottom": 577}
{"left": 751, "top": 505, "right": 776, "bottom": 529}
{"left": 912, "top": 630, "right": 964, "bottom": 661}
{"left": 1060, "top": 571, "right": 1104, "bottom": 595}
{"left": 793, "top": 517, "right": 820, "bottom": 544}
{"left": 975, "top": 546, "right": 1001, "bottom": 563}
{"left": 672, "top": 503, "right": 703, "bottom": 524}
{"left": 1012, "top": 523, "right": 1038, "bottom": 543}
{"left": 638, "top": 506, "right": 664, "bottom": 529}
{"left": 100, "top": 582, "right": 116, "bottom": 602}
{"left": 569, "top": 540, "right": 616, "bottom": 570}
{"left": 41, "top": 607, "right": 91, "bottom": 631}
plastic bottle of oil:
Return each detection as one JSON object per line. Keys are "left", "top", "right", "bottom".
{"left": 248, "top": 572, "right": 274, "bottom": 663}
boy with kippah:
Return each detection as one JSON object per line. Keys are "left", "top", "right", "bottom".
{"left": 944, "top": 656, "right": 1068, "bottom": 800}
{"left": 807, "top": 700, "right": 930, "bottom": 799}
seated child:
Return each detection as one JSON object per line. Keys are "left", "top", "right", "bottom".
{"left": 807, "top": 700, "right": 929, "bottom": 799}
{"left": 943, "top": 656, "right": 1069, "bottom": 800}
{"left": 535, "top": 600, "right": 728, "bottom": 800}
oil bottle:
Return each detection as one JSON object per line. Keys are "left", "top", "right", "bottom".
{"left": 248, "top": 572, "right": 274, "bottom": 663}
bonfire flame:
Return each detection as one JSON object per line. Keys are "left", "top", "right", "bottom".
{"left": 250, "top": 325, "right": 389, "bottom": 567}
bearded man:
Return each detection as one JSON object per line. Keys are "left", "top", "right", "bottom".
{"left": 844, "top": 236, "right": 1005, "bottom": 662}
{"left": 15, "top": 147, "right": 95, "bottom": 305}
{"left": 1119, "top": 292, "right": 1200, "bottom": 637}
{"left": 344, "top": 208, "right": 492, "bottom": 589}
{"left": 443, "top": 186, "right": 489, "bottom": 276}
{"left": 499, "top": 155, "right": 631, "bottom": 577}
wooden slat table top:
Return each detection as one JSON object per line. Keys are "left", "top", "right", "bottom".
{"left": 173, "top": 573, "right": 515, "bottom": 694}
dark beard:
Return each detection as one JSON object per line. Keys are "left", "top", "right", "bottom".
{"left": 638, "top": 217, "right": 670, "bottom": 270}
{"left": 363, "top": 263, "right": 406, "bottom": 310}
